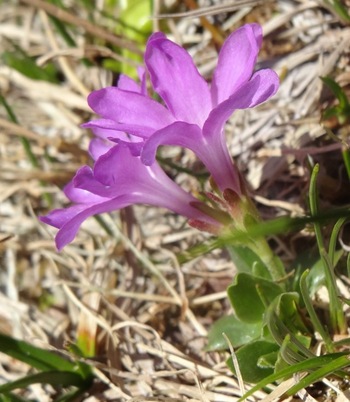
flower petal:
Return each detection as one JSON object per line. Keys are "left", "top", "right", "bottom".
{"left": 137, "top": 67, "right": 147, "bottom": 95}
{"left": 42, "top": 139, "right": 222, "bottom": 250}
{"left": 113, "top": 69, "right": 146, "bottom": 94}
{"left": 73, "top": 165, "right": 116, "bottom": 197}
{"left": 204, "top": 69, "right": 279, "bottom": 138}
{"left": 86, "top": 124, "right": 128, "bottom": 141}
{"left": 63, "top": 174, "right": 107, "bottom": 203}
{"left": 82, "top": 143, "right": 217, "bottom": 222}
{"left": 40, "top": 204, "right": 88, "bottom": 229}
{"left": 117, "top": 74, "right": 141, "bottom": 93}
{"left": 83, "top": 118, "right": 155, "bottom": 138}
{"left": 45, "top": 186, "right": 217, "bottom": 250}
{"left": 211, "top": 23, "right": 262, "bottom": 105}
{"left": 145, "top": 33, "right": 212, "bottom": 125}
{"left": 141, "top": 122, "right": 203, "bottom": 166}
{"left": 141, "top": 122, "right": 241, "bottom": 193}
{"left": 87, "top": 87, "right": 175, "bottom": 131}
{"left": 92, "top": 144, "right": 145, "bottom": 186}
{"left": 46, "top": 196, "right": 135, "bottom": 250}
{"left": 88, "top": 138, "right": 113, "bottom": 160}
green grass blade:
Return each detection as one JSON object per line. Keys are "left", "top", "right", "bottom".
{"left": 53, "top": 386, "right": 89, "bottom": 402}
{"left": 0, "top": 93, "right": 38, "bottom": 168}
{"left": 46, "top": 0, "right": 76, "bottom": 46}
{"left": 309, "top": 164, "right": 346, "bottom": 333}
{"left": 299, "top": 270, "right": 333, "bottom": 351}
{"left": 0, "top": 393, "right": 32, "bottom": 402}
{"left": 2, "top": 51, "right": 57, "bottom": 83}
{"left": 286, "top": 354, "right": 350, "bottom": 396}
{"left": 49, "top": 15, "right": 76, "bottom": 47}
{"left": 328, "top": 218, "right": 346, "bottom": 265}
{"left": 342, "top": 149, "right": 350, "bottom": 180}
{"left": 0, "top": 92, "right": 53, "bottom": 205}
{"left": 0, "top": 371, "right": 90, "bottom": 393}
{"left": 238, "top": 352, "right": 349, "bottom": 401}
{"left": 321, "top": 76, "right": 350, "bottom": 108}
{"left": 0, "top": 333, "right": 80, "bottom": 373}
{"left": 322, "top": 0, "right": 350, "bottom": 23}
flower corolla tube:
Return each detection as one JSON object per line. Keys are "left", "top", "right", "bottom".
{"left": 40, "top": 23, "right": 279, "bottom": 250}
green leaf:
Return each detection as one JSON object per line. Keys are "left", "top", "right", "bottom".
{"left": 0, "top": 333, "right": 86, "bottom": 374}
{"left": 305, "top": 257, "right": 327, "bottom": 297}
{"left": 265, "top": 297, "right": 313, "bottom": 369}
{"left": 291, "top": 250, "right": 326, "bottom": 296}
{"left": 0, "top": 371, "right": 90, "bottom": 393}
{"left": 257, "top": 351, "right": 278, "bottom": 368}
{"left": 265, "top": 292, "right": 310, "bottom": 345}
{"left": 279, "top": 333, "right": 312, "bottom": 365}
{"left": 274, "top": 293, "right": 303, "bottom": 328}
{"left": 227, "top": 340, "right": 279, "bottom": 383}
{"left": 206, "top": 315, "right": 262, "bottom": 351}
{"left": 226, "top": 245, "right": 270, "bottom": 279}
{"left": 227, "top": 273, "right": 282, "bottom": 323}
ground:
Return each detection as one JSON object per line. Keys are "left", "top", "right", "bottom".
{"left": 1, "top": 0, "right": 350, "bottom": 400}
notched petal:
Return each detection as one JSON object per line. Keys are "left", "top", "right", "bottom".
{"left": 87, "top": 87, "right": 175, "bottom": 130}
{"left": 211, "top": 23, "right": 262, "bottom": 105}
{"left": 145, "top": 33, "right": 211, "bottom": 125}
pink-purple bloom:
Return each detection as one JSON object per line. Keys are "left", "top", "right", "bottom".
{"left": 41, "top": 23, "right": 279, "bottom": 250}
{"left": 41, "top": 140, "right": 217, "bottom": 249}
{"left": 84, "top": 24, "right": 279, "bottom": 193}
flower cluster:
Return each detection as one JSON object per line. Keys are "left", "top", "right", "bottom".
{"left": 41, "top": 23, "right": 279, "bottom": 250}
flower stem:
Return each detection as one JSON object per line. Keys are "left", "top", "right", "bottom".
{"left": 244, "top": 195, "right": 286, "bottom": 282}
{"left": 249, "top": 236, "right": 286, "bottom": 282}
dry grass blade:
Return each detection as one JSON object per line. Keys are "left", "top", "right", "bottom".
{"left": 155, "top": 0, "right": 271, "bottom": 19}
{"left": 0, "top": 117, "right": 60, "bottom": 146}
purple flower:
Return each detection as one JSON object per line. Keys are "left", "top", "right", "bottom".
{"left": 41, "top": 141, "right": 220, "bottom": 250}
{"left": 41, "top": 24, "right": 279, "bottom": 250}
{"left": 84, "top": 23, "right": 279, "bottom": 193}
